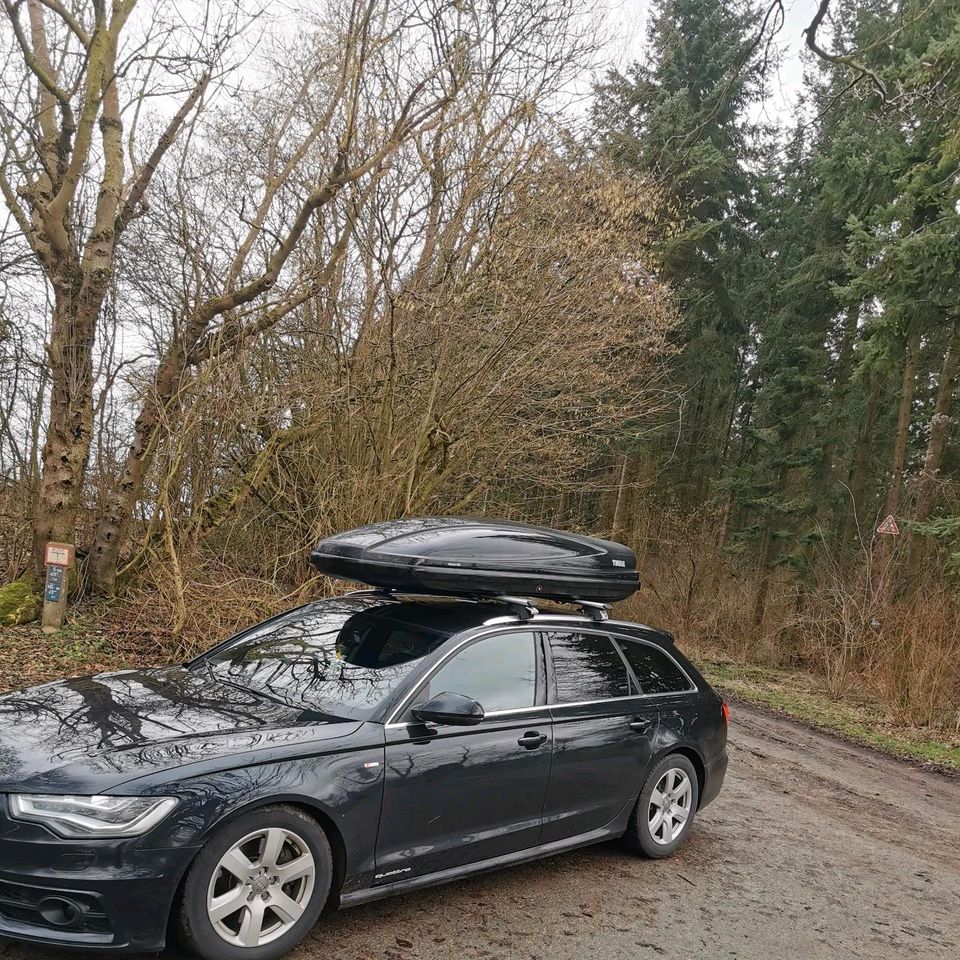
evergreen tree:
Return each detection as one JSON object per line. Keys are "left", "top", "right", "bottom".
{"left": 592, "top": 0, "right": 765, "bottom": 503}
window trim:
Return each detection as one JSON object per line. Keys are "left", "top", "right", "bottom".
{"left": 608, "top": 630, "right": 697, "bottom": 697}
{"left": 543, "top": 626, "right": 697, "bottom": 707}
{"left": 384, "top": 625, "right": 697, "bottom": 728}
{"left": 384, "top": 626, "right": 544, "bottom": 727}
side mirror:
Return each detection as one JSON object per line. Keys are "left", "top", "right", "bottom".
{"left": 411, "top": 691, "right": 484, "bottom": 726}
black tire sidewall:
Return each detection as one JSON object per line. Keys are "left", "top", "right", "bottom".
{"left": 176, "top": 805, "right": 333, "bottom": 960}
{"left": 631, "top": 754, "right": 699, "bottom": 858}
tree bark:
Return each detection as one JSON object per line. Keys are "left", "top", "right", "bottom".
{"left": 5, "top": 0, "right": 208, "bottom": 589}
{"left": 29, "top": 286, "right": 98, "bottom": 580}
{"left": 610, "top": 454, "right": 633, "bottom": 541}
{"left": 840, "top": 370, "right": 883, "bottom": 555}
{"left": 815, "top": 303, "right": 859, "bottom": 529}
{"left": 905, "top": 318, "right": 960, "bottom": 577}
{"left": 88, "top": 89, "right": 452, "bottom": 593}
{"left": 884, "top": 327, "right": 920, "bottom": 519}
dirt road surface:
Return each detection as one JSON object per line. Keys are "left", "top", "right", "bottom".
{"left": 3, "top": 702, "right": 958, "bottom": 960}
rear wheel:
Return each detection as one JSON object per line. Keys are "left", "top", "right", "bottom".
{"left": 625, "top": 753, "right": 699, "bottom": 858}
{"left": 176, "top": 805, "right": 332, "bottom": 960}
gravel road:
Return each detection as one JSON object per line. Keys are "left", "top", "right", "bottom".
{"left": 3, "top": 701, "right": 958, "bottom": 960}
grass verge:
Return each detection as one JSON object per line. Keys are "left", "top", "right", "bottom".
{"left": 703, "top": 659, "right": 960, "bottom": 770}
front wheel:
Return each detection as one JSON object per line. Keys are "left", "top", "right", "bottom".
{"left": 625, "top": 753, "right": 699, "bottom": 858}
{"left": 175, "top": 805, "right": 332, "bottom": 960}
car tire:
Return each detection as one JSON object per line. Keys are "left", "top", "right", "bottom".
{"left": 175, "top": 805, "right": 333, "bottom": 960}
{"left": 625, "top": 753, "right": 699, "bottom": 859}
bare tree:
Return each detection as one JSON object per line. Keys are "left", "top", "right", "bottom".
{"left": 86, "top": 0, "right": 595, "bottom": 593}
{"left": 0, "top": 0, "right": 236, "bottom": 583}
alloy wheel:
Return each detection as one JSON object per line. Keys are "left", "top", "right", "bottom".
{"left": 647, "top": 767, "right": 692, "bottom": 845}
{"left": 206, "top": 827, "right": 316, "bottom": 948}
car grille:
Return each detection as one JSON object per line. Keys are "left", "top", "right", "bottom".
{"left": 0, "top": 879, "right": 113, "bottom": 941}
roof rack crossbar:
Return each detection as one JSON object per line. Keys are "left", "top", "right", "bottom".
{"left": 490, "top": 595, "right": 539, "bottom": 620}
{"left": 577, "top": 600, "right": 610, "bottom": 622}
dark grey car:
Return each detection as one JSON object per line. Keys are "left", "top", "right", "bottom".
{"left": 0, "top": 593, "right": 728, "bottom": 960}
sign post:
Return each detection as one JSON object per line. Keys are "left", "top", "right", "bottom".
{"left": 41, "top": 542, "right": 74, "bottom": 634}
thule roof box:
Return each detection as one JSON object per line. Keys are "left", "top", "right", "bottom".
{"left": 309, "top": 518, "right": 639, "bottom": 604}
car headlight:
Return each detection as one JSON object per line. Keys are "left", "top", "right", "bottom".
{"left": 8, "top": 794, "right": 179, "bottom": 838}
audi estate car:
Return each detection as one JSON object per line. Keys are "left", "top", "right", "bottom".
{"left": 0, "top": 519, "right": 728, "bottom": 960}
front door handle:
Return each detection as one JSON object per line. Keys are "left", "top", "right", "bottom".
{"left": 629, "top": 717, "right": 653, "bottom": 733}
{"left": 517, "top": 731, "right": 548, "bottom": 749}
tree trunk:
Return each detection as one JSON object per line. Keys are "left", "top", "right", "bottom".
{"left": 610, "top": 454, "right": 632, "bottom": 541}
{"left": 874, "top": 328, "right": 920, "bottom": 567}
{"left": 30, "top": 288, "right": 98, "bottom": 581}
{"left": 885, "top": 327, "right": 920, "bottom": 519}
{"left": 88, "top": 337, "right": 192, "bottom": 593}
{"left": 840, "top": 371, "right": 883, "bottom": 555}
{"left": 682, "top": 377, "right": 706, "bottom": 505}
{"left": 905, "top": 318, "right": 960, "bottom": 578}
{"left": 752, "top": 521, "right": 778, "bottom": 628}
{"left": 752, "top": 465, "right": 786, "bottom": 628}
{"left": 815, "top": 304, "right": 859, "bottom": 529}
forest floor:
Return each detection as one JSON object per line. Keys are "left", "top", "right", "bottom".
{"left": 2, "top": 701, "right": 958, "bottom": 960}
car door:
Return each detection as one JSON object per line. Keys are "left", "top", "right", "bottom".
{"left": 540, "top": 629, "right": 660, "bottom": 844}
{"left": 376, "top": 629, "right": 552, "bottom": 882}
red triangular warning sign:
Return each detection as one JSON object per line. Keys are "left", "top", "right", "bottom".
{"left": 877, "top": 515, "right": 900, "bottom": 536}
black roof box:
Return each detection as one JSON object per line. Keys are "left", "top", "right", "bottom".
{"left": 309, "top": 518, "right": 639, "bottom": 603}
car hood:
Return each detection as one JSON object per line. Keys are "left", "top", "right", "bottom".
{"left": 0, "top": 666, "right": 363, "bottom": 794}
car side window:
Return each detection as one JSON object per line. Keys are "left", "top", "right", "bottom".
{"left": 615, "top": 638, "right": 693, "bottom": 695}
{"left": 546, "top": 631, "right": 631, "bottom": 703}
{"left": 417, "top": 632, "right": 538, "bottom": 714}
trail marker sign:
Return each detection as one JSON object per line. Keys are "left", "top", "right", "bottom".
{"left": 41, "top": 541, "right": 74, "bottom": 633}
{"left": 44, "top": 542, "right": 74, "bottom": 567}
{"left": 877, "top": 515, "right": 900, "bottom": 536}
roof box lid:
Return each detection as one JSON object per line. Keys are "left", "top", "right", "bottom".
{"left": 309, "top": 517, "right": 639, "bottom": 603}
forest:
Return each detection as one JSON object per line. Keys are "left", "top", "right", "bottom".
{"left": 0, "top": 0, "right": 958, "bottom": 739}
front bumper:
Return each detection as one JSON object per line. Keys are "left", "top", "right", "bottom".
{"left": 0, "top": 815, "right": 199, "bottom": 953}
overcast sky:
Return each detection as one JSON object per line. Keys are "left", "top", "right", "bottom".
{"left": 603, "top": 0, "right": 822, "bottom": 119}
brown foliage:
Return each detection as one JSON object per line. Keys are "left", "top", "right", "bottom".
{"left": 123, "top": 156, "right": 677, "bottom": 587}
{"left": 616, "top": 505, "right": 960, "bottom": 731}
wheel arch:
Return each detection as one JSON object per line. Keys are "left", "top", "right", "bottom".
{"left": 650, "top": 744, "right": 706, "bottom": 809}
{"left": 279, "top": 799, "right": 348, "bottom": 904}
{"left": 192, "top": 793, "right": 349, "bottom": 902}
{"left": 165, "top": 795, "right": 348, "bottom": 954}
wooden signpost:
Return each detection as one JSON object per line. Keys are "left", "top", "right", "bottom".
{"left": 42, "top": 542, "right": 74, "bottom": 633}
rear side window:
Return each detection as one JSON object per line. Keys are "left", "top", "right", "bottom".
{"left": 547, "top": 631, "right": 631, "bottom": 703}
{"left": 615, "top": 638, "right": 693, "bottom": 695}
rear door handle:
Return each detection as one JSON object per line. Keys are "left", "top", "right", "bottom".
{"left": 629, "top": 717, "right": 653, "bottom": 733}
{"left": 517, "top": 731, "right": 548, "bottom": 749}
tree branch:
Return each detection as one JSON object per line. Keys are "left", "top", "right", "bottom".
{"left": 115, "top": 68, "right": 211, "bottom": 235}
{"left": 803, "top": 0, "right": 888, "bottom": 101}
{"left": 34, "top": 0, "right": 90, "bottom": 47}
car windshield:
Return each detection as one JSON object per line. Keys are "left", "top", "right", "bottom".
{"left": 198, "top": 598, "right": 456, "bottom": 718}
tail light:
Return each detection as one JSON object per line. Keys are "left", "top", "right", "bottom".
{"left": 721, "top": 701, "right": 730, "bottom": 724}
